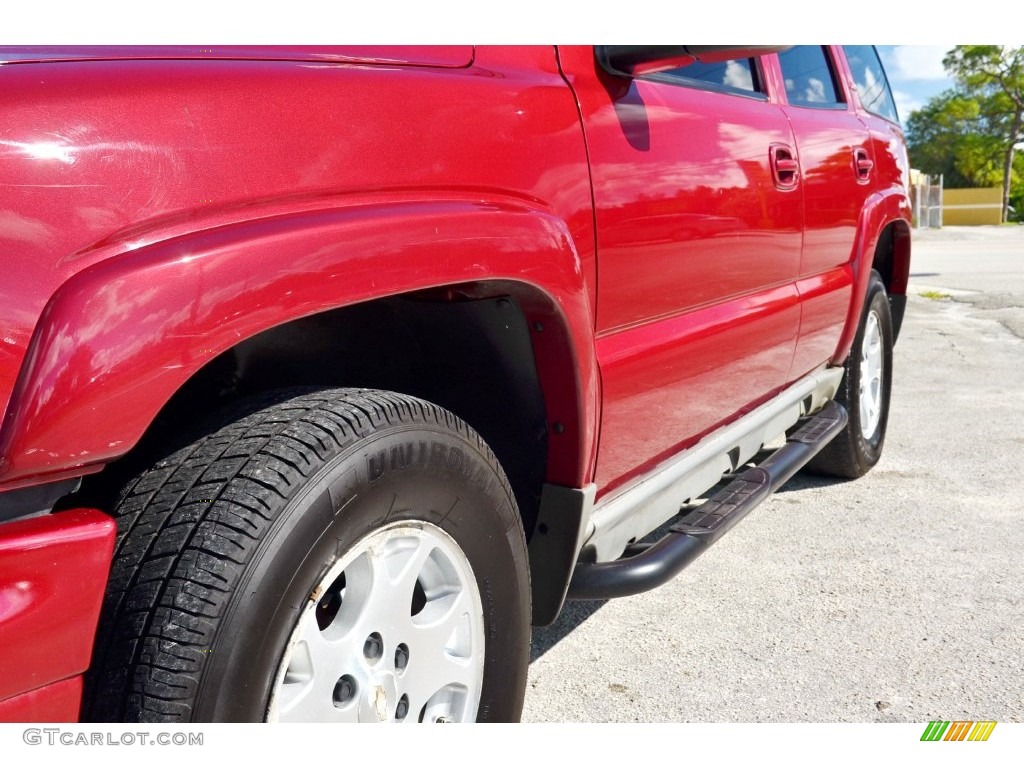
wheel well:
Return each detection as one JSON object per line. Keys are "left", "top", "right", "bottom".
{"left": 76, "top": 287, "right": 553, "bottom": 539}
{"left": 871, "top": 219, "right": 911, "bottom": 342}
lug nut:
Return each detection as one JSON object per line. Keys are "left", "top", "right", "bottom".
{"left": 363, "top": 632, "right": 383, "bottom": 662}
{"left": 395, "top": 643, "right": 409, "bottom": 671}
{"left": 395, "top": 694, "right": 409, "bottom": 720}
{"left": 333, "top": 675, "right": 357, "bottom": 707}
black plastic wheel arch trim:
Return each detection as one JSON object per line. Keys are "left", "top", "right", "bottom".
{"left": 528, "top": 482, "right": 595, "bottom": 626}
{"left": 0, "top": 477, "right": 82, "bottom": 523}
{"left": 889, "top": 294, "right": 907, "bottom": 342}
{"left": 566, "top": 401, "right": 848, "bottom": 601}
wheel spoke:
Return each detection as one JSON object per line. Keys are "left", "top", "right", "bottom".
{"left": 401, "top": 648, "right": 478, "bottom": 718}
{"left": 383, "top": 532, "right": 439, "bottom": 606}
{"left": 275, "top": 612, "right": 363, "bottom": 721}
{"left": 336, "top": 531, "right": 436, "bottom": 633}
{"left": 401, "top": 582, "right": 481, "bottom": 716}
{"left": 298, "top": 608, "right": 355, "bottom": 677}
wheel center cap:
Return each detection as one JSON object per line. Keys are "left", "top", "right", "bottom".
{"left": 359, "top": 670, "right": 398, "bottom": 722}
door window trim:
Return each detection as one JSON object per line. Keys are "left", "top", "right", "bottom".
{"left": 777, "top": 45, "right": 847, "bottom": 110}
{"left": 639, "top": 56, "right": 770, "bottom": 102}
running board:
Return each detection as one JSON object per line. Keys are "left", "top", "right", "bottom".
{"left": 567, "top": 402, "right": 847, "bottom": 601}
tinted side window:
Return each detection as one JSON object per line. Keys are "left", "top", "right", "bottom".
{"left": 778, "top": 46, "right": 843, "bottom": 107}
{"left": 658, "top": 58, "right": 763, "bottom": 96}
{"left": 843, "top": 45, "right": 899, "bottom": 122}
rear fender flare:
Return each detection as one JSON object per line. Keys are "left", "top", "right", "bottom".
{"left": 831, "top": 189, "right": 910, "bottom": 364}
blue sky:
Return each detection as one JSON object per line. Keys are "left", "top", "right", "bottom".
{"left": 877, "top": 45, "right": 955, "bottom": 123}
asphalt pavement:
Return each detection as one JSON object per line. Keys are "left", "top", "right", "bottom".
{"left": 522, "top": 225, "right": 1024, "bottom": 723}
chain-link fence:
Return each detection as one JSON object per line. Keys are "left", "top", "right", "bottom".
{"left": 910, "top": 172, "right": 943, "bottom": 228}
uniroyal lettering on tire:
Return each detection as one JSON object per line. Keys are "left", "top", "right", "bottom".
{"left": 83, "top": 388, "right": 530, "bottom": 723}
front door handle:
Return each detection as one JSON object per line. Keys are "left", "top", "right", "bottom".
{"left": 770, "top": 144, "right": 799, "bottom": 190}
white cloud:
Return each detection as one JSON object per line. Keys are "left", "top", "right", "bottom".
{"left": 805, "top": 77, "right": 827, "bottom": 103}
{"left": 892, "top": 89, "right": 923, "bottom": 120}
{"left": 889, "top": 45, "right": 951, "bottom": 81}
{"left": 724, "top": 60, "right": 753, "bottom": 91}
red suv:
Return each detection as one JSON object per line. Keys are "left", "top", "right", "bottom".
{"left": 0, "top": 45, "right": 910, "bottom": 722}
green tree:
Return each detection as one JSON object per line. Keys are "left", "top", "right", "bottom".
{"left": 942, "top": 46, "right": 1024, "bottom": 222}
{"left": 907, "top": 91, "right": 1005, "bottom": 188}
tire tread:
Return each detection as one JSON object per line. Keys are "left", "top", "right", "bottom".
{"left": 84, "top": 388, "right": 518, "bottom": 722}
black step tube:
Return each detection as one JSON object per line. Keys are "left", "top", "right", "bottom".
{"left": 567, "top": 402, "right": 847, "bottom": 600}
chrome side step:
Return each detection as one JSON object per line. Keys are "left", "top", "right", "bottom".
{"left": 582, "top": 366, "right": 844, "bottom": 563}
{"left": 567, "top": 401, "right": 847, "bottom": 601}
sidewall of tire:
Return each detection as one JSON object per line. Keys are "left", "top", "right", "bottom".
{"left": 804, "top": 270, "right": 895, "bottom": 479}
{"left": 844, "top": 272, "right": 894, "bottom": 472}
{"left": 191, "top": 423, "right": 530, "bottom": 723}
{"left": 831, "top": 270, "right": 897, "bottom": 475}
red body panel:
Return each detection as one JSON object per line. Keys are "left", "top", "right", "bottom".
{"left": 764, "top": 48, "right": 873, "bottom": 381}
{"left": 0, "top": 509, "right": 114, "bottom": 707}
{"left": 595, "top": 286, "right": 798, "bottom": 491}
{"left": 554, "top": 46, "right": 909, "bottom": 495}
{"left": 0, "top": 45, "right": 475, "bottom": 67}
{"left": 0, "top": 46, "right": 599, "bottom": 489}
{"left": 560, "top": 47, "right": 800, "bottom": 495}
{"left": 0, "top": 676, "right": 81, "bottom": 723}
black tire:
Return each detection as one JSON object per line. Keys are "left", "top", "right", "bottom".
{"left": 83, "top": 388, "right": 530, "bottom": 723}
{"left": 808, "top": 270, "right": 894, "bottom": 479}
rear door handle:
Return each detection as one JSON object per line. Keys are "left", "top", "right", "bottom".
{"left": 854, "top": 148, "right": 874, "bottom": 182}
{"left": 770, "top": 144, "right": 799, "bottom": 190}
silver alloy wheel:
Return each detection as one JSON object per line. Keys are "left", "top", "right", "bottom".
{"left": 859, "top": 309, "right": 884, "bottom": 440}
{"left": 267, "top": 521, "right": 486, "bottom": 723}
